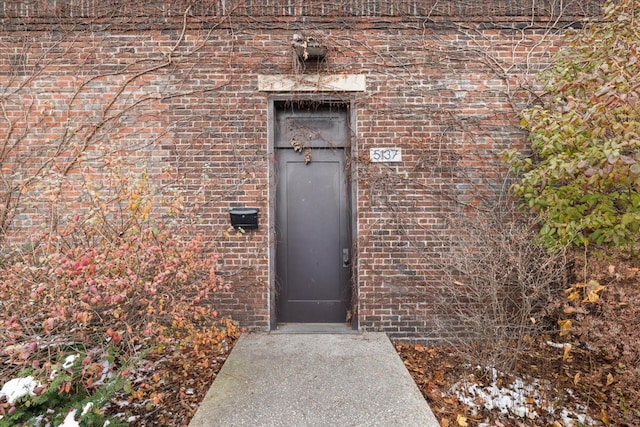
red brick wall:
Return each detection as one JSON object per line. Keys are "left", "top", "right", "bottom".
{"left": 0, "top": 3, "right": 599, "bottom": 338}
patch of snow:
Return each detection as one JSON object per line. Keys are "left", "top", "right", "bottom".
{"left": 115, "top": 399, "right": 131, "bottom": 408}
{"left": 31, "top": 415, "right": 44, "bottom": 425}
{"left": 454, "top": 376, "right": 539, "bottom": 418}
{"left": 92, "top": 360, "right": 112, "bottom": 386}
{"left": 0, "top": 376, "right": 40, "bottom": 404}
{"left": 59, "top": 409, "right": 79, "bottom": 427}
{"left": 546, "top": 341, "right": 571, "bottom": 349}
{"left": 82, "top": 402, "right": 94, "bottom": 416}
{"left": 559, "top": 407, "right": 597, "bottom": 426}
{"left": 62, "top": 354, "right": 79, "bottom": 369}
{"left": 452, "top": 368, "right": 599, "bottom": 426}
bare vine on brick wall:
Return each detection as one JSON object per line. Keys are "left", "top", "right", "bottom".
{"left": 1, "top": 0, "right": 603, "bottom": 336}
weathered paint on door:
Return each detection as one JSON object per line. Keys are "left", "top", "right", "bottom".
{"left": 275, "top": 103, "right": 351, "bottom": 323}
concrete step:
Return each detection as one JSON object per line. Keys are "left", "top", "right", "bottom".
{"left": 189, "top": 332, "right": 440, "bottom": 427}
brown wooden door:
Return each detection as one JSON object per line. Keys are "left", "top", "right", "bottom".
{"left": 275, "top": 103, "right": 351, "bottom": 323}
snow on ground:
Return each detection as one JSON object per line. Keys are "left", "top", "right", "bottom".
{"left": 452, "top": 367, "right": 597, "bottom": 426}
{"left": 62, "top": 354, "right": 79, "bottom": 369}
{"left": 59, "top": 409, "right": 80, "bottom": 427}
{"left": 1, "top": 356, "right": 115, "bottom": 426}
{"left": 0, "top": 376, "right": 40, "bottom": 404}
{"left": 81, "top": 402, "right": 94, "bottom": 416}
{"left": 93, "top": 359, "right": 113, "bottom": 386}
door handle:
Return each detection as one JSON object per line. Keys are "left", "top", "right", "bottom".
{"left": 342, "top": 248, "right": 350, "bottom": 267}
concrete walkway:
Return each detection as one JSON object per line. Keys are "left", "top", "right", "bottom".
{"left": 189, "top": 331, "right": 440, "bottom": 427}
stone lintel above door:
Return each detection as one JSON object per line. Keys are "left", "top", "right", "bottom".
{"left": 258, "top": 74, "right": 366, "bottom": 92}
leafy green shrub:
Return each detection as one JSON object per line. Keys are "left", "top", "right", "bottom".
{"left": 505, "top": 0, "right": 640, "bottom": 251}
{"left": 0, "top": 349, "right": 127, "bottom": 426}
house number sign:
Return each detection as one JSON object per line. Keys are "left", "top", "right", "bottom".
{"left": 370, "top": 147, "right": 402, "bottom": 163}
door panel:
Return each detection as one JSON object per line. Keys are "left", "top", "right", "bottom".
{"left": 275, "top": 107, "right": 349, "bottom": 149}
{"left": 275, "top": 105, "right": 351, "bottom": 323}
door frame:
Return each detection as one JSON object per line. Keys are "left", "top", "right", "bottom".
{"left": 267, "top": 95, "right": 358, "bottom": 330}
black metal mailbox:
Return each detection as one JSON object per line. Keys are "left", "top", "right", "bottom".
{"left": 229, "top": 208, "right": 259, "bottom": 230}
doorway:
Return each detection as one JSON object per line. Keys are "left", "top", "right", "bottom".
{"left": 273, "top": 101, "right": 353, "bottom": 323}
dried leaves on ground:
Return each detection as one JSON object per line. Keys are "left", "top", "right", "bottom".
{"left": 109, "top": 334, "right": 237, "bottom": 426}
{"left": 396, "top": 258, "right": 640, "bottom": 427}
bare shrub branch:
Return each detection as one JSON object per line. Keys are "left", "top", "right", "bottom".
{"left": 432, "top": 197, "right": 571, "bottom": 370}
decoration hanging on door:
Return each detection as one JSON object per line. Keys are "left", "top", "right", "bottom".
{"left": 290, "top": 135, "right": 313, "bottom": 165}
{"left": 290, "top": 136, "right": 303, "bottom": 152}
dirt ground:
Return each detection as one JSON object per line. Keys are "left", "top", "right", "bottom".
{"left": 396, "top": 259, "right": 640, "bottom": 427}
{"left": 137, "top": 258, "right": 639, "bottom": 427}
{"left": 108, "top": 339, "right": 236, "bottom": 426}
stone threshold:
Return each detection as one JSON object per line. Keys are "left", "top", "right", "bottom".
{"left": 272, "top": 323, "right": 358, "bottom": 334}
